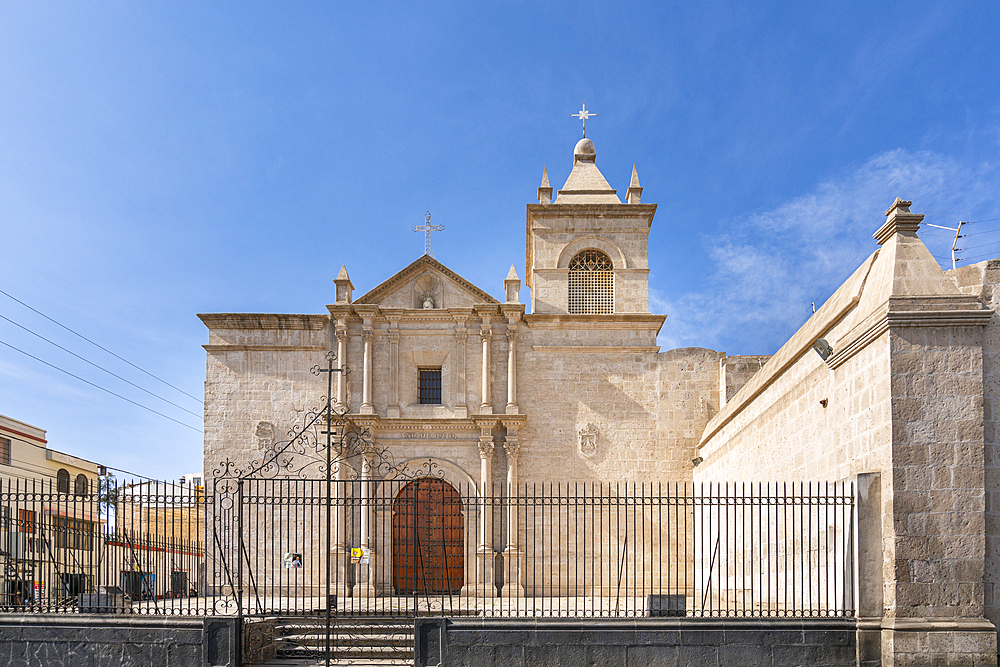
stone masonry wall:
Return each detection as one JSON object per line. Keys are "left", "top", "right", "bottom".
{"left": 887, "top": 325, "right": 986, "bottom": 619}
{"left": 952, "top": 259, "right": 1000, "bottom": 632}
{"left": 0, "top": 615, "right": 237, "bottom": 667}
{"left": 415, "top": 617, "right": 859, "bottom": 667}
{"left": 697, "top": 331, "right": 892, "bottom": 483}
{"left": 720, "top": 355, "right": 771, "bottom": 407}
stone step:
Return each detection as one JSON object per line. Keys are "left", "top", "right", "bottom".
{"left": 266, "top": 615, "right": 415, "bottom": 664}
{"left": 277, "top": 632, "right": 411, "bottom": 648}
{"left": 276, "top": 646, "right": 412, "bottom": 661}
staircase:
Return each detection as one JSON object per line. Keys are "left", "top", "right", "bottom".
{"left": 260, "top": 616, "right": 414, "bottom": 665}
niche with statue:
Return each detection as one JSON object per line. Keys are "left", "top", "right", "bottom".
{"left": 412, "top": 273, "right": 444, "bottom": 309}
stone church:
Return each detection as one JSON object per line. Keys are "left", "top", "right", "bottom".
{"left": 202, "top": 136, "right": 1000, "bottom": 665}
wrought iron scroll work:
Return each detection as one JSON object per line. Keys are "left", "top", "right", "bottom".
{"left": 213, "top": 351, "right": 446, "bottom": 490}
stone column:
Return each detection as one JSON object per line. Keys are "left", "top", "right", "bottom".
{"left": 360, "top": 326, "right": 374, "bottom": 414}
{"left": 505, "top": 328, "right": 518, "bottom": 414}
{"left": 387, "top": 319, "right": 400, "bottom": 418}
{"left": 355, "top": 449, "right": 376, "bottom": 597}
{"left": 476, "top": 425, "right": 496, "bottom": 596}
{"left": 335, "top": 321, "right": 348, "bottom": 409}
{"left": 331, "top": 439, "right": 351, "bottom": 597}
{"left": 502, "top": 426, "right": 524, "bottom": 597}
{"left": 454, "top": 318, "right": 469, "bottom": 418}
{"left": 480, "top": 318, "right": 492, "bottom": 414}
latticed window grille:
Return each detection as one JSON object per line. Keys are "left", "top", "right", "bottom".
{"left": 568, "top": 250, "right": 614, "bottom": 314}
{"left": 418, "top": 368, "right": 442, "bottom": 404}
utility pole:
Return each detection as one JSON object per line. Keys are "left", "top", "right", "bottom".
{"left": 924, "top": 220, "right": 965, "bottom": 270}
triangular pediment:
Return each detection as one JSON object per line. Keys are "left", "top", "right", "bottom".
{"left": 353, "top": 255, "right": 499, "bottom": 309}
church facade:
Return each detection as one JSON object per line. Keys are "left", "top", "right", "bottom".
{"left": 202, "top": 137, "right": 1000, "bottom": 665}
{"left": 201, "top": 138, "right": 738, "bottom": 598}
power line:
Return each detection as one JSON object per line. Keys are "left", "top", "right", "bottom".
{"left": 0, "top": 338, "right": 202, "bottom": 433}
{"left": 958, "top": 239, "right": 1000, "bottom": 252}
{"left": 0, "top": 288, "right": 202, "bottom": 403}
{"left": 102, "top": 465, "right": 171, "bottom": 483}
{"left": 961, "top": 226, "right": 1000, "bottom": 238}
{"left": 958, "top": 251, "right": 1000, "bottom": 264}
{"left": 0, "top": 313, "right": 201, "bottom": 419}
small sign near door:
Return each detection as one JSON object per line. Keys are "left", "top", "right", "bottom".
{"left": 351, "top": 547, "right": 370, "bottom": 565}
{"left": 283, "top": 552, "right": 302, "bottom": 569}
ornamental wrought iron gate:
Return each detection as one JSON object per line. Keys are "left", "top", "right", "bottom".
{"left": 210, "top": 351, "right": 460, "bottom": 665}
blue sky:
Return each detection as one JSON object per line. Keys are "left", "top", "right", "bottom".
{"left": 2, "top": 1, "right": 999, "bottom": 481}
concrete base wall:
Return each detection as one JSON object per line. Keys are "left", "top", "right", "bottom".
{"left": 415, "top": 617, "right": 859, "bottom": 667}
{"left": 0, "top": 615, "right": 238, "bottom": 667}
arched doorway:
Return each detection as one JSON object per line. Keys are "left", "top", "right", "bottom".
{"left": 392, "top": 477, "right": 464, "bottom": 594}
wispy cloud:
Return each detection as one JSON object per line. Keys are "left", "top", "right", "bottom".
{"left": 656, "top": 148, "right": 1000, "bottom": 354}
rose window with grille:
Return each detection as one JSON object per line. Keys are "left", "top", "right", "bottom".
{"left": 568, "top": 250, "right": 614, "bottom": 314}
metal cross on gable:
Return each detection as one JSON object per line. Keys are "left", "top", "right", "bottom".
{"left": 412, "top": 211, "right": 444, "bottom": 258}
{"left": 570, "top": 101, "right": 599, "bottom": 138}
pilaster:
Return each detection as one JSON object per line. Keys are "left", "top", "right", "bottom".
{"left": 360, "top": 326, "right": 374, "bottom": 415}
{"left": 476, "top": 424, "right": 496, "bottom": 597}
{"left": 478, "top": 313, "right": 492, "bottom": 414}
{"left": 453, "top": 315, "right": 470, "bottom": 419}
{"left": 355, "top": 447, "right": 377, "bottom": 597}
{"left": 335, "top": 319, "right": 348, "bottom": 409}
{"left": 386, "top": 317, "right": 400, "bottom": 419}
{"left": 501, "top": 418, "right": 525, "bottom": 597}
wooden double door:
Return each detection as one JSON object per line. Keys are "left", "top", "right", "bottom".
{"left": 391, "top": 478, "right": 464, "bottom": 594}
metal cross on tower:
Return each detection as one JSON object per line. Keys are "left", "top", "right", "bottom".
{"left": 570, "top": 101, "right": 599, "bottom": 138}
{"left": 412, "top": 211, "right": 444, "bottom": 258}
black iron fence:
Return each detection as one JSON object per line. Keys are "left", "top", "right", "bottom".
{"left": 0, "top": 477, "right": 205, "bottom": 615}
{"left": 217, "top": 478, "right": 855, "bottom": 619}
{"left": 1, "top": 476, "right": 855, "bottom": 619}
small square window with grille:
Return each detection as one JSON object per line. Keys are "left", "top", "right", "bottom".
{"left": 0, "top": 436, "right": 9, "bottom": 465}
{"left": 418, "top": 368, "right": 442, "bottom": 405}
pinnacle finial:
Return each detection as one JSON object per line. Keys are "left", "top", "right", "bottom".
{"left": 626, "top": 163, "right": 643, "bottom": 205}
{"left": 884, "top": 197, "right": 913, "bottom": 217}
{"left": 336, "top": 264, "right": 350, "bottom": 281}
{"left": 537, "top": 164, "right": 554, "bottom": 204}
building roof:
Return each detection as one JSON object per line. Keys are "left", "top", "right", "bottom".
{"left": 555, "top": 138, "right": 622, "bottom": 204}
{"left": 353, "top": 254, "right": 499, "bottom": 306}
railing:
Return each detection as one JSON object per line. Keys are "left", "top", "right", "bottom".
{"left": 0, "top": 477, "right": 855, "bottom": 618}
{"left": 0, "top": 477, "right": 206, "bottom": 614}
{"left": 219, "top": 478, "right": 856, "bottom": 619}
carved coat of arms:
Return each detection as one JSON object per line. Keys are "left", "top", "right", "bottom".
{"left": 578, "top": 423, "right": 599, "bottom": 458}
{"left": 255, "top": 421, "right": 275, "bottom": 450}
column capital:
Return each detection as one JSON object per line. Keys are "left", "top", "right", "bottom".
{"left": 503, "top": 437, "right": 520, "bottom": 459}
{"left": 362, "top": 328, "right": 373, "bottom": 342}
{"left": 478, "top": 438, "right": 495, "bottom": 459}
{"left": 506, "top": 329, "right": 518, "bottom": 343}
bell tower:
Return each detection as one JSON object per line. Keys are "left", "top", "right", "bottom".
{"left": 525, "top": 138, "right": 657, "bottom": 315}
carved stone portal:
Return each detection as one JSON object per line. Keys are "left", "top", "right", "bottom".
{"left": 578, "top": 423, "right": 598, "bottom": 458}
